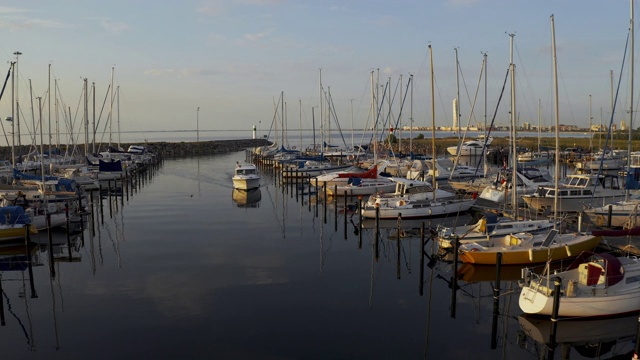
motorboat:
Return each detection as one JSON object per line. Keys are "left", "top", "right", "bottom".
{"left": 479, "top": 167, "right": 554, "bottom": 205}
{"left": 583, "top": 198, "right": 640, "bottom": 228}
{"left": 519, "top": 251, "right": 640, "bottom": 317}
{"left": 522, "top": 173, "right": 626, "bottom": 213}
{"left": 447, "top": 136, "right": 493, "bottom": 156}
{"left": 232, "top": 162, "right": 260, "bottom": 190}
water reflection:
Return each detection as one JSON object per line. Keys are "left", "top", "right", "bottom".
{"left": 517, "top": 313, "right": 637, "bottom": 359}
{"left": 232, "top": 187, "right": 262, "bottom": 207}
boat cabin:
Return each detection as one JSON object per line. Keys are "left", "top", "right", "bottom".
{"left": 535, "top": 174, "right": 621, "bottom": 198}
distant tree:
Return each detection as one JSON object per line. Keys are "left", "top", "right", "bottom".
{"left": 416, "top": 133, "right": 425, "bottom": 139}
{"left": 387, "top": 134, "right": 398, "bottom": 144}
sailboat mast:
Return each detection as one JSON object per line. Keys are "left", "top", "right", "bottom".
{"left": 48, "top": 63, "right": 51, "bottom": 154}
{"left": 455, "top": 47, "right": 460, "bottom": 139}
{"left": 538, "top": 99, "right": 542, "bottom": 152}
{"left": 429, "top": 45, "right": 436, "bottom": 201}
{"left": 410, "top": 74, "right": 414, "bottom": 155}
{"left": 551, "top": 14, "right": 560, "bottom": 221}
{"left": 109, "top": 66, "right": 114, "bottom": 148}
{"left": 117, "top": 85, "right": 121, "bottom": 149}
{"left": 509, "top": 33, "right": 518, "bottom": 217}
{"left": 588, "top": 95, "right": 593, "bottom": 151}
{"left": 626, "top": 0, "right": 634, "bottom": 201}
{"left": 370, "top": 71, "right": 377, "bottom": 164}
{"left": 84, "top": 78, "right": 89, "bottom": 157}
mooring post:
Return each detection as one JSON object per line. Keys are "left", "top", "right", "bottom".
{"left": 315, "top": 178, "right": 319, "bottom": 217}
{"left": 633, "top": 314, "right": 640, "bottom": 360}
{"left": 323, "top": 183, "right": 327, "bottom": 224}
{"left": 547, "top": 276, "right": 562, "bottom": 359}
{"left": 375, "top": 206, "right": 380, "bottom": 261}
{"left": 607, "top": 204, "right": 612, "bottom": 228}
{"left": 0, "top": 273, "right": 4, "bottom": 325}
{"left": 490, "top": 252, "right": 503, "bottom": 349}
{"left": 65, "top": 203, "right": 72, "bottom": 261}
{"left": 343, "top": 191, "right": 348, "bottom": 239}
{"left": 47, "top": 213, "right": 55, "bottom": 278}
{"left": 25, "top": 226, "right": 36, "bottom": 298}
{"left": 99, "top": 184, "right": 104, "bottom": 225}
{"left": 108, "top": 180, "right": 113, "bottom": 218}
{"left": 450, "top": 236, "right": 460, "bottom": 318}
{"left": 396, "top": 213, "right": 402, "bottom": 279}
{"left": 419, "top": 222, "right": 425, "bottom": 296}
{"left": 334, "top": 186, "right": 338, "bottom": 231}
{"left": 358, "top": 195, "right": 363, "bottom": 248}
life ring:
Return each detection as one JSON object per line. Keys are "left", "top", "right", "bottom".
{"left": 594, "top": 214, "right": 605, "bottom": 227}
{"left": 397, "top": 200, "right": 406, "bottom": 207}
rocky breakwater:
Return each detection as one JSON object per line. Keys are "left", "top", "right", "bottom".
{"left": 143, "top": 138, "right": 271, "bottom": 158}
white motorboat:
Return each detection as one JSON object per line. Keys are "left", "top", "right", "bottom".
{"left": 519, "top": 251, "right": 640, "bottom": 317}
{"left": 232, "top": 162, "right": 260, "bottom": 190}
{"left": 406, "top": 158, "right": 485, "bottom": 182}
{"left": 281, "top": 160, "right": 353, "bottom": 179}
{"left": 446, "top": 136, "right": 493, "bottom": 156}
{"left": 583, "top": 198, "right": 640, "bottom": 228}
{"left": 479, "top": 167, "right": 554, "bottom": 205}
{"left": 325, "top": 176, "right": 396, "bottom": 197}
{"left": 522, "top": 173, "right": 626, "bottom": 213}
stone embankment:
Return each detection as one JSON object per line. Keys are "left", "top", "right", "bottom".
{"left": 0, "top": 139, "right": 271, "bottom": 161}
{"left": 143, "top": 139, "right": 270, "bottom": 157}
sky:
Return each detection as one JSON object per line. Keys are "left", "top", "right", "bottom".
{"left": 0, "top": 0, "right": 636, "bottom": 141}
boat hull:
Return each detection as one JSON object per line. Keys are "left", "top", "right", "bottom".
{"left": 361, "top": 199, "right": 475, "bottom": 220}
{"left": 519, "top": 286, "right": 640, "bottom": 317}
{"left": 523, "top": 195, "right": 627, "bottom": 213}
{"left": 458, "top": 234, "right": 602, "bottom": 265}
{"left": 232, "top": 176, "right": 260, "bottom": 190}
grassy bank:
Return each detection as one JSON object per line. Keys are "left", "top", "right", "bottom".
{"left": 391, "top": 135, "right": 636, "bottom": 157}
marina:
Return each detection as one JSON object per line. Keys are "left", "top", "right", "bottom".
{"left": 0, "top": 145, "right": 638, "bottom": 359}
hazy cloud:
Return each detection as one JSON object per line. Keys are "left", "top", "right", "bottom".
{"left": 100, "top": 18, "right": 129, "bottom": 34}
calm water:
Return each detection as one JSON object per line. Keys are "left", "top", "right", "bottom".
{"left": 1, "top": 151, "right": 636, "bottom": 360}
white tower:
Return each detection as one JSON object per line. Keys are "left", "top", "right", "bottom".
{"left": 452, "top": 98, "right": 459, "bottom": 131}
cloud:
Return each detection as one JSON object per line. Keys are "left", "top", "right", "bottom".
{"left": 446, "top": 0, "right": 478, "bottom": 7}
{"left": 197, "top": 1, "right": 226, "bottom": 15}
{"left": 100, "top": 18, "right": 129, "bottom": 34}
{"left": 144, "top": 68, "right": 176, "bottom": 77}
{"left": 236, "top": 0, "right": 285, "bottom": 5}
{"left": 244, "top": 31, "right": 268, "bottom": 42}
{"left": 0, "top": 7, "right": 74, "bottom": 30}
{"left": 0, "top": 6, "right": 28, "bottom": 14}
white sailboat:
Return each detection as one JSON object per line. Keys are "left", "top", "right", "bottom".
{"left": 361, "top": 45, "right": 476, "bottom": 219}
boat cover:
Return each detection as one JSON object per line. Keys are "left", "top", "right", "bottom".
{"left": 566, "top": 251, "right": 624, "bottom": 286}
{"left": 0, "top": 206, "right": 31, "bottom": 225}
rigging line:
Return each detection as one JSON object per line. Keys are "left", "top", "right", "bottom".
{"left": 468, "top": 67, "right": 510, "bottom": 178}
{"left": 591, "top": 31, "right": 629, "bottom": 202}
{"left": 457, "top": 57, "right": 480, "bottom": 126}
{"left": 0, "top": 64, "right": 12, "bottom": 147}
{"left": 452, "top": 58, "right": 485, "bottom": 179}
{"left": 325, "top": 89, "right": 349, "bottom": 149}
{"left": 393, "top": 75, "right": 413, "bottom": 132}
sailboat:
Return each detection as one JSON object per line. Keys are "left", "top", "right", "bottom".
{"left": 457, "top": 20, "right": 601, "bottom": 265}
{"left": 360, "top": 45, "right": 476, "bottom": 219}
{"left": 583, "top": 7, "right": 640, "bottom": 229}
